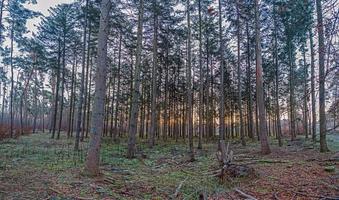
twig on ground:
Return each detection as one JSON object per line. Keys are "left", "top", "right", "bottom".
{"left": 292, "top": 190, "right": 338, "bottom": 200}
{"left": 48, "top": 187, "right": 62, "bottom": 194}
{"left": 75, "top": 197, "right": 95, "bottom": 200}
{"left": 273, "top": 192, "right": 280, "bottom": 200}
{"left": 172, "top": 177, "right": 188, "bottom": 198}
{"left": 234, "top": 188, "right": 257, "bottom": 200}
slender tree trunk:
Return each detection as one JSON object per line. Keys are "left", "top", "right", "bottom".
{"left": 113, "top": 34, "right": 122, "bottom": 141}
{"left": 82, "top": 26, "right": 92, "bottom": 141}
{"left": 57, "top": 32, "right": 67, "bottom": 139}
{"left": 186, "top": 0, "right": 194, "bottom": 161}
{"left": 302, "top": 45, "right": 308, "bottom": 139}
{"left": 85, "top": 58, "right": 93, "bottom": 138}
{"left": 10, "top": 24, "right": 14, "bottom": 138}
{"left": 149, "top": 0, "right": 158, "bottom": 148}
{"left": 288, "top": 39, "right": 296, "bottom": 140}
{"left": 309, "top": 30, "right": 317, "bottom": 143}
{"left": 109, "top": 71, "right": 116, "bottom": 138}
{"left": 33, "top": 70, "right": 38, "bottom": 133}
{"left": 52, "top": 39, "right": 62, "bottom": 139}
{"left": 273, "top": 9, "right": 282, "bottom": 146}
{"left": 163, "top": 35, "right": 169, "bottom": 141}
{"left": 84, "top": 0, "right": 111, "bottom": 175}
{"left": 1, "top": 82, "right": 6, "bottom": 123}
{"left": 254, "top": 0, "right": 270, "bottom": 154}
{"left": 246, "top": 22, "right": 254, "bottom": 140}
{"left": 197, "top": 0, "right": 203, "bottom": 149}
{"left": 75, "top": 0, "right": 88, "bottom": 150}
{"left": 198, "top": 0, "right": 204, "bottom": 149}
{"left": 315, "top": 0, "right": 329, "bottom": 152}
{"left": 0, "top": 0, "right": 5, "bottom": 43}
{"left": 236, "top": 2, "right": 245, "bottom": 146}
{"left": 68, "top": 51, "right": 77, "bottom": 138}
{"left": 127, "top": 0, "right": 144, "bottom": 158}
{"left": 218, "top": 0, "right": 225, "bottom": 141}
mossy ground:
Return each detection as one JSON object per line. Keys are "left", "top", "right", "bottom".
{"left": 0, "top": 132, "right": 338, "bottom": 199}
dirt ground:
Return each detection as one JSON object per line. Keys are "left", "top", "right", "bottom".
{"left": 0, "top": 133, "right": 338, "bottom": 200}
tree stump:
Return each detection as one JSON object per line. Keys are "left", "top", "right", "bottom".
{"left": 215, "top": 140, "right": 255, "bottom": 181}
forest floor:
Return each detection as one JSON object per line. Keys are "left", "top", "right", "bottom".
{"left": 0, "top": 132, "right": 338, "bottom": 200}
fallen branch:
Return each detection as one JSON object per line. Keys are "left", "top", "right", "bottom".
{"left": 48, "top": 187, "right": 62, "bottom": 194}
{"left": 75, "top": 197, "right": 95, "bottom": 200}
{"left": 278, "top": 186, "right": 339, "bottom": 200}
{"left": 234, "top": 188, "right": 257, "bottom": 200}
{"left": 292, "top": 191, "right": 338, "bottom": 200}
{"left": 257, "top": 159, "right": 289, "bottom": 164}
{"left": 103, "top": 177, "right": 115, "bottom": 184}
{"left": 172, "top": 177, "right": 188, "bottom": 198}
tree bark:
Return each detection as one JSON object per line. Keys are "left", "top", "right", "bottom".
{"left": 309, "top": 29, "right": 316, "bottom": 142}
{"left": 246, "top": 22, "right": 254, "bottom": 141}
{"left": 57, "top": 31, "right": 67, "bottom": 139}
{"left": 84, "top": 0, "right": 111, "bottom": 176}
{"left": 75, "top": 0, "right": 89, "bottom": 150}
{"left": 273, "top": 8, "right": 282, "bottom": 146}
{"left": 187, "top": 0, "right": 194, "bottom": 161}
{"left": 302, "top": 44, "right": 308, "bottom": 139}
{"left": 198, "top": 0, "right": 203, "bottom": 149}
{"left": 315, "top": 0, "right": 329, "bottom": 152}
{"left": 127, "top": 0, "right": 144, "bottom": 158}
{"left": 236, "top": 2, "right": 245, "bottom": 146}
{"left": 149, "top": 0, "right": 158, "bottom": 148}
{"left": 0, "top": 0, "right": 5, "bottom": 43}
{"left": 10, "top": 23, "right": 14, "bottom": 138}
{"left": 113, "top": 34, "right": 122, "bottom": 141}
{"left": 218, "top": 0, "right": 225, "bottom": 141}
{"left": 254, "top": 0, "right": 270, "bottom": 154}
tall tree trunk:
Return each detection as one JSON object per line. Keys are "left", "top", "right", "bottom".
{"left": 149, "top": 0, "right": 158, "bottom": 148}
{"left": 309, "top": 29, "right": 316, "bottom": 142}
{"left": 127, "top": 0, "right": 144, "bottom": 158}
{"left": 57, "top": 32, "right": 67, "bottom": 139}
{"left": 68, "top": 51, "right": 77, "bottom": 138}
{"left": 246, "top": 22, "right": 254, "bottom": 140}
{"left": 218, "top": 0, "right": 225, "bottom": 141}
{"left": 187, "top": 0, "right": 194, "bottom": 161}
{"left": 302, "top": 44, "right": 308, "bottom": 139}
{"left": 85, "top": 58, "right": 93, "bottom": 138}
{"left": 75, "top": 0, "right": 88, "bottom": 150}
{"left": 52, "top": 39, "right": 62, "bottom": 139}
{"left": 288, "top": 39, "right": 296, "bottom": 140}
{"left": 82, "top": 25, "right": 92, "bottom": 141}
{"left": 198, "top": 0, "right": 203, "bottom": 149}
{"left": 84, "top": 0, "right": 111, "bottom": 175}
{"left": 0, "top": 0, "right": 5, "bottom": 43}
{"left": 254, "top": 0, "right": 270, "bottom": 154}
{"left": 236, "top": 2, "right": 245, "bottom": 146}
{"left": 10, "top": 24, "right": 14, "bottom": 138}
{"left": 315, "top": 0, "right": 329, "bottom": 152}
{"left": 273, "top": 9, "right": 282, "bottom": 146}
{"left": 113, "top": 34, "right": 122, "bottom": 141}
{"left": 163, "top": 34, "right": 169, "bottom": 141}
{"left": 1, "top": 82, "right": 6, "bottom": 123}
{"left": 109, "top": 72, "right": 116, "bottom": 138}
{"left": 33, "top": 70, "right": 38, "bottom": 133}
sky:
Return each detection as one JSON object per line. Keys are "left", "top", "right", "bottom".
{"left": 26, "top": 0, "right": 74, "bottom": 33}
